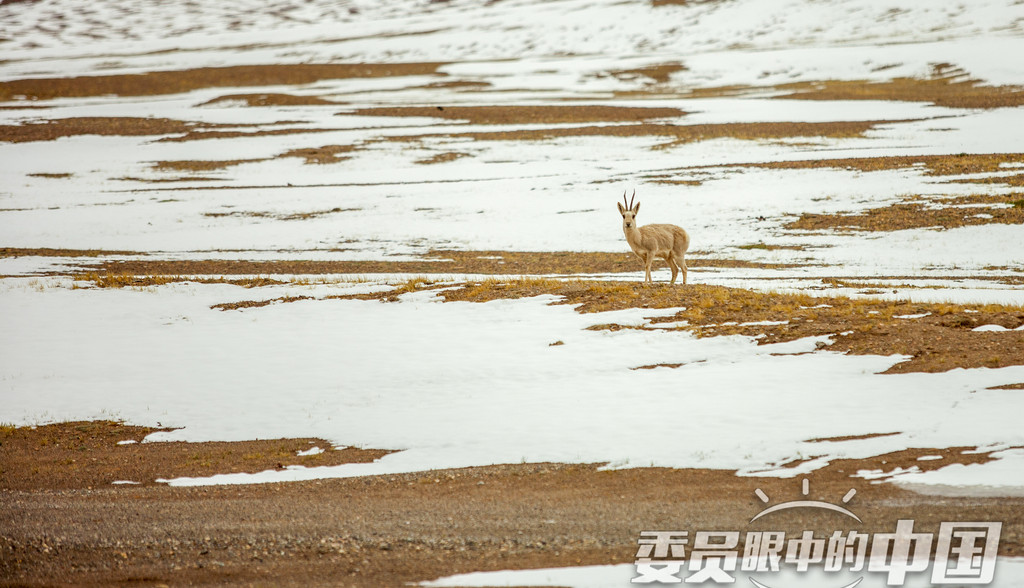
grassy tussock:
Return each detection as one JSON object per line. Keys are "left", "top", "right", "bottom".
{"left": 437, "top": 276, "right": 1022, "bottom": 340}
{"left": 73, "top": 272, "right": 285, "bottom": 289}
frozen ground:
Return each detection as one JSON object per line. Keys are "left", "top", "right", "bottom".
{"left": 2, "top": 0, "right": 1024, "bottom": 497}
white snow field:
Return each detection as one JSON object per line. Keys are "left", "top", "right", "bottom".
{"left": 2, "top": 0, "right": 1024, "bottom": 496}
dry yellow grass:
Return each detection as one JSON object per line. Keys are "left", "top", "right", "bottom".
{"left": 73, "top": 272, "right": 285, "bottom": 289}
{"left": 787, "top": 194, "right": 1024, "bottom": 232}
{"left": 429, "top": 278, "right": 1024, "bottom": 373}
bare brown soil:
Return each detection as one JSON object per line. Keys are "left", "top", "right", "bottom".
{"left": 746, "top": 152, "right": 1024, "bottom": 176}
{"left": 0, "top": 64, "right": 447, "bottom": 102}
{"left": 0, "top": 247, "right": 144, "bottom": 258}
{"left": 71, "top": 250, "right": 799, "bottom": 278}
{"left": 203, "top": 207, "right": 360, "bottom": 222}
{"left": 155, "top": 126, "right": 339, "bottom": 143}
{"left": 606, "top": 62, "right": 687, "bottom": 84}
{"left": 349, "top": 105, "right": 687, "bottom": 124}
{"left": 652, "top": 66, "right": 1024, "bottom": 109}
{"left": 775, "top": 75, "right": 1024, "bottom": 109}
{"left": 279, "top": 144, "right": 359, "bottom": 165}
{"left": 152, "top": 159, "right": 265, "bottom": 172}
{"left": 651, "top": 0, "right": 723, "bottom": 6}
{"left": 400, "top": 120, "right": 894, "bottom": 148}
{"left": 787, "top": 194, "right": 1024, "bottom": 232}
{"left": 0, "top": 117, "right": 214, "bottom": 143}
{"left": 415, "top": 151, "right": 470, "bottom": 165}
{"left": 0, "top": 421, "right": 391, "bottom": 491}
{"left": 201, "top": 93, "right": 339, "bottom": 107}
{"left": 2, "top": 421, "right": 1023, "bottom": 587}
{"left": 152, "top": 144, "right": 359, "bottom": 171}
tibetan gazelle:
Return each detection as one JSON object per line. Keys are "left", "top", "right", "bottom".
{"left": 617, "top": 190, "right": 690, "bottom": 285}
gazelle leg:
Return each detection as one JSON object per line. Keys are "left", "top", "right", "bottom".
{"left": 667, "top": 254, "right": 679, "bottom": 285}
{"left": 644, "top": 254, "right": 654, "bottom": 283}
{"left": 680, "top": 256, "right": 688, "bottom": 285}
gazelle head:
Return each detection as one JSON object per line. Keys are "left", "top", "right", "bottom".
{"left": 617, "top": 189, "right": 640, "bottom": 229}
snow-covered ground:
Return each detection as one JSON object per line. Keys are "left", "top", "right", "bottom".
{"left": 2, "top": 277, "right": 1023, "bottom": 491}
{"left": 2, "top": 0, "right": 1024, "bottom": 495}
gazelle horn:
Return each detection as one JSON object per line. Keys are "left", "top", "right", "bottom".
{"left": 629, "top": 189, "right": 636, "bottom": 210}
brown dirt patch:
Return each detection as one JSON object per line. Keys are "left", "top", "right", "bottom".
{"left": 1, "top": 247, "right": 144, "bottom": 258}
{"left": 606, "top": 62, "right": 688, "bottom": 84}
{"left": 435, "top": 279, "right": 1024, "bottom": 373}
{"left": 415, "top": 151, "right": 470, "bottom": 165}
{"left": 652, "top": 0, "right": 724, "bottom": 6}
{"left": 736, "top": 242, "right": 808, "bottom": 251}
{"left": 349, "top": 104, "right": 687, "bottom": 125}
{"left": 279, "top": 144, "right": 358, "bottom": 164}
{"left": 775, "top": 75, "right": 1024, "bottom": 109}
{"left": 806, "top": 431, "right": 902, "bottom": 443}
{"left": 201, "top": 93, "right": 339, "bottom": 107}
{"left": 152, "top": 144, "right": 360, "bottom": 170}
{"left": 989, "top": 382, "right": 1024, "bottom": 390}
{"left": 403, "top": 120, "right": 892, "bottom": 148}
{"left": 152, "top": 159, "right": 265, "bottom": 172}
{"left": 413, "top": 80, "right": 492, "bottom": 91}
{"left": 80, "top": 250, "right": 799, "bottom": 277}
{"left": 662, "top": 65, "right": 1024, "bottom": 109}
{"left": 0, "top": 63, "right": 447, "bottom": 102}
{"left": 786, "top": 194, "right": 1024, "bottom": 232}
{"left": 0, "top": 421, "right": 392, "bottom": 491}
{"left": 2, "top": 420, "right": 1022, "bottom": 587}
{"left": 203, "top": 207, "right": 360, "bottom": 222}
{"left": 211, "top": 296, "right": 315, "bottom": 311}
{"left": 748, "top": 152, "right": 1024, "bottom": 176}
{"left": 645, "top": 175, "right": 704, "bottom": 186}
{"left": 833, "top": 321, "right": 1024, "bottom": 373}
{"left": 632, "top": 362, "right": 687, "bottom": 370}
{"left": 953, "top": 173, "right": 1024, "bottom": 187}
{"left": 0, "top": 117, "right": 214, "bottom": 143}
{"left": 155, "top": 126, "right": 339, "bottom": 143}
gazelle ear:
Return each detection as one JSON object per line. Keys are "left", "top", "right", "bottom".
{"left": 632, "top": 201, "right": 640, "bottom": 215}
{"left": 617, "top": 202, "right": 625, "bottom": 215}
